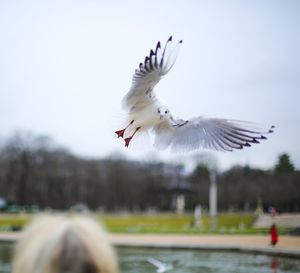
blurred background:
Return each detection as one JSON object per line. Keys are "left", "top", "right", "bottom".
{"left": 0, "top": 0, "right": 300, "bottom": 234}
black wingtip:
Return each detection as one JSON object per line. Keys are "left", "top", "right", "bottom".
{"left": 260, "top": 135, "right": 267, "bottom": 140}
{"left": 179, "top": 39, "right": 183, "bottom": 43}
{"left": 269, "top": 130, "right": 274, "bottom": 133}
{"left": 155, "top": 41, "right": 161, "bottom": 55}
{"left": 150, "top": 49, "right": 155, "bottom": 57}
{"left": 168, "top": 36, "right": 173, "bottom": 42}
{"left": 271, "top": 125, "right": 275, "bottom": 129}
{"left": 244, "top": 142, "right": 251, "bottom": 147}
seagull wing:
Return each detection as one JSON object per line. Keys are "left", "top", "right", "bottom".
{"left": 153, "top": 117, "right": 275, "bottom": 152}
{"left": 122, "top": 36, "right": 182, "bottom": 111}
{"left": 147, "top": 258, "right": 166, "bottom": 269}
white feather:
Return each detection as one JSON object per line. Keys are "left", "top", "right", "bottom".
{"left": 147, "top": 258, "right": 174, "bottom": 273}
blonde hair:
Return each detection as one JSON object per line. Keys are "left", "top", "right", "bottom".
{"left": 12, "top": 214, "right": 118, "bottom": 273}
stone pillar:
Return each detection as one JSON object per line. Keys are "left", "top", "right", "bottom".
{"left": 209, "top": 171, "right": 217, "bottom": 217}
{"left": 194, "top": 204, "right": 202, "bottom": 227}
{"left": 176, "top": 194, "right": 185, "bottom": 214}
{"left": 209, "top": 171, "right": 217, "bottom": 229}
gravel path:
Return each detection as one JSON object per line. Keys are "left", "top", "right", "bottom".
{"left": 109, "top": 234, "right": 300, "bottom": 250}
{"left": 1, "top": 232, "right": 299, "bottom": 251}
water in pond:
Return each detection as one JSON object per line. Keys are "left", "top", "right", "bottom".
{"left": 0, "top": 243, "right": 13, "bottom": 273}
{"left": 1, "top": 242, "right": 300, "bottom": 273}
{"left": 118, "top": 247, "right": 300, "bottom": 273}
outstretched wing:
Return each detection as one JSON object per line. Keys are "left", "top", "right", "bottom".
{"left": 122, "top": 36, "right": 182, "bottom": 111}
{"left": 153, "top": 117, "right": 275, "bottom": 152}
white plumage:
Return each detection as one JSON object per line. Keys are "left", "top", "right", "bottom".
{"left": 115, "top": 36, "right": 274, "bottom": 151}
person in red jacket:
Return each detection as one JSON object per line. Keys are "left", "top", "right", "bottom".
{"left": 270, "top": 224, "right": 278, "bottom": 246}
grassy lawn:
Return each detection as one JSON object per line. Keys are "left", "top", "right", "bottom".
{"left": 0, "top": 213, "right": 292, "bottom": 235}
{"left": 98, "top": 214, "right": 195, "bottom": 233}
{"left": 97, "top": 213, "right": 281, "bottom": 234}
{"left": 0, "top": 214, "right": 31, "bottom": 231}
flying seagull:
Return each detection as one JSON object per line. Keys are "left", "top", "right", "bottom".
{"left": 147, "top": 258, "right": 177, "bottom": 273}
{"left": 115, "top": 36, "right": 274, "bottom": 152}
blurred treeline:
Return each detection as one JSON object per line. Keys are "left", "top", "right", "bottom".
{"left": 0, "top": 132, "right": 299, "bottom": 212}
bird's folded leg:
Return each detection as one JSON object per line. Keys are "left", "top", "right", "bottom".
{"left": 115, "top": 120, "right": 134, "bottom": 138}
{"left": 115, "top": 129, "right": 125, "bottom": 138}
{"left": 124, "top": 127, "right": 141, "bottom": 147}
{"left": 124, "top": 136, "right": 132, "bottom": 147}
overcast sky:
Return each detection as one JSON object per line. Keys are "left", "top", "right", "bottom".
{"left": 1, "top": 0, "right": 300, "bottom": 171}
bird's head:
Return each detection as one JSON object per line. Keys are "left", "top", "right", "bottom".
{"left": 157, "top": 106, "right": 171, "bottom": 120}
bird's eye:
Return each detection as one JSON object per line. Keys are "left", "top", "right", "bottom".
{"left": 158, "top": 110, "right": 160, "bottom": 114}
{"left": 165, "top": 110, "right": 168, "bottom": 114}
